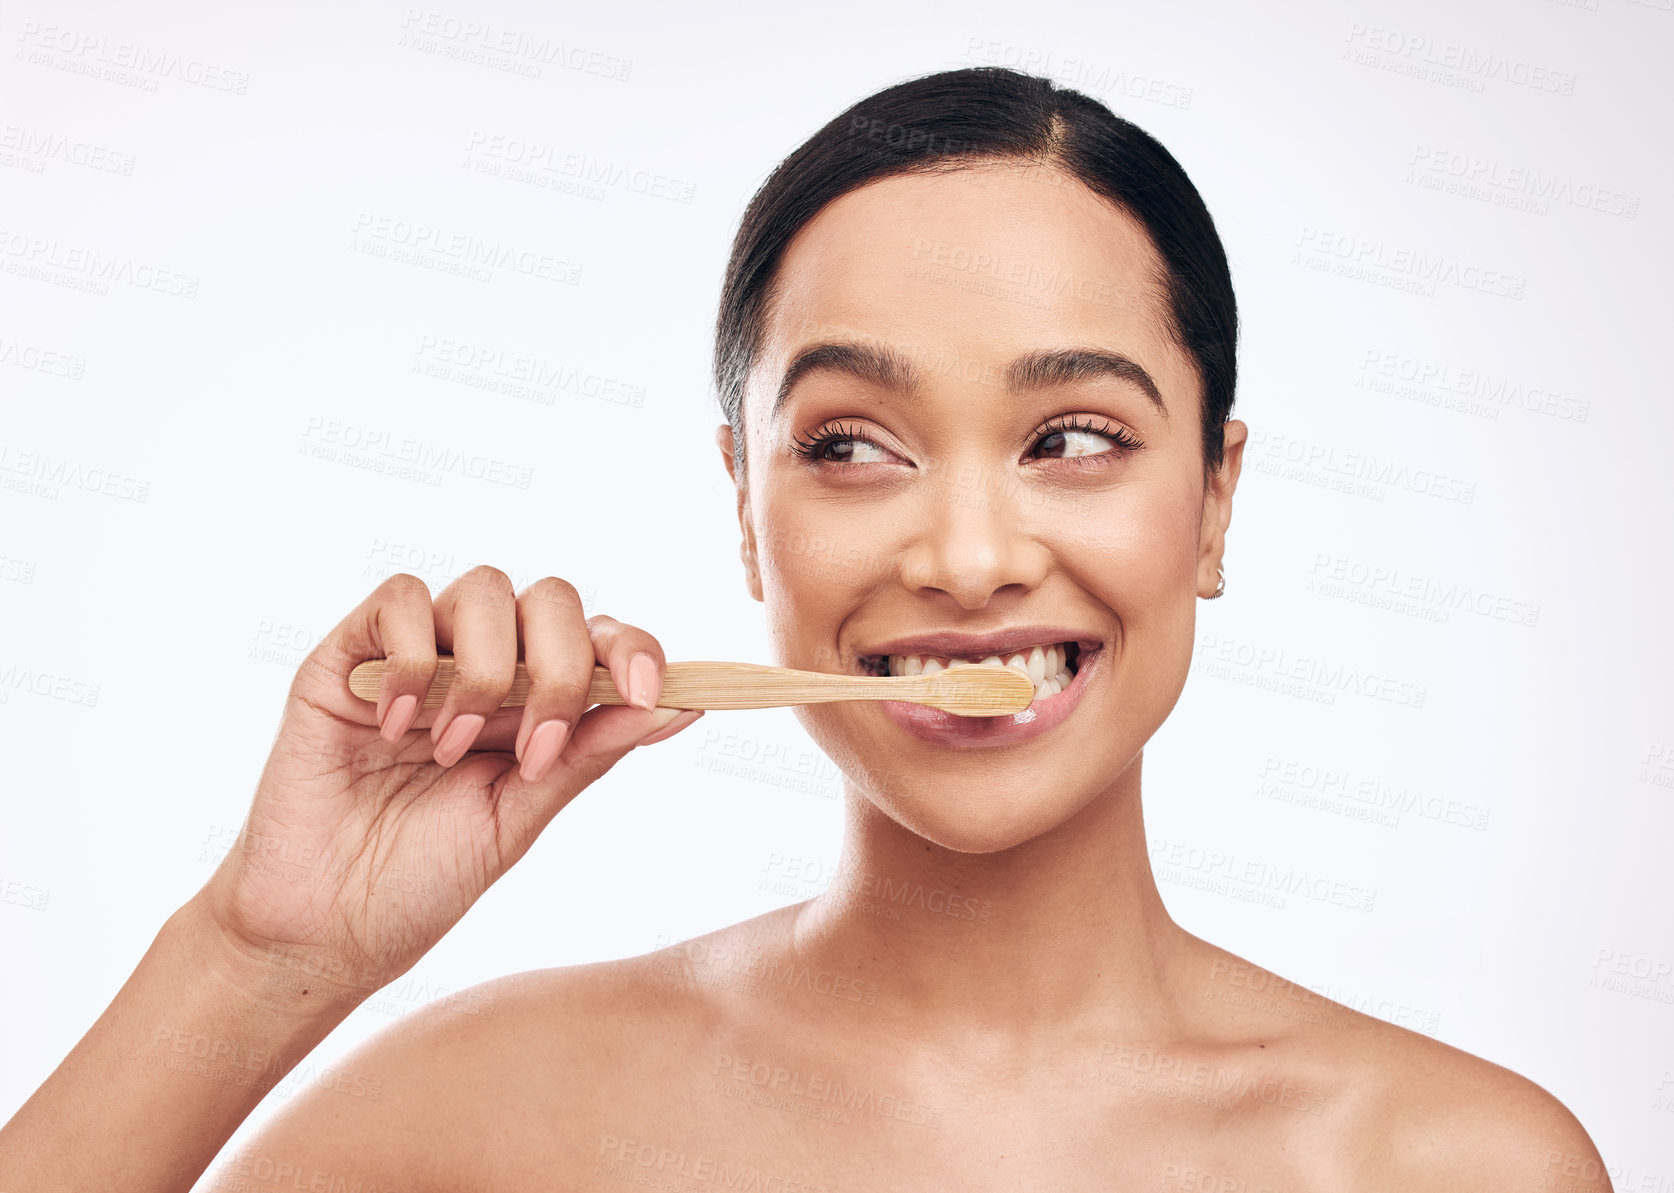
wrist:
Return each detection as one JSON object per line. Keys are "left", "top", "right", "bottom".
{"left": 169, "top": 897, "right": 377, "bottom": 1030}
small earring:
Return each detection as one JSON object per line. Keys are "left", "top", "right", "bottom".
{"left": 1206, "top": 565, "right": 1226, "bottom": 600}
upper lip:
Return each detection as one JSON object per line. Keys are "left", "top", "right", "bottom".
{"left": 855, "top": 626, "right": 1106, "bottom": 662}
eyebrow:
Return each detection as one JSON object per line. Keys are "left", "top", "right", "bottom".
{"left": 771, "top": 340, "right": 1169, "bottom": 420}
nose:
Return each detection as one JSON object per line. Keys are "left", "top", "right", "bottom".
{"left": 897, "top": 466, "right": 1052, "bottom": 610}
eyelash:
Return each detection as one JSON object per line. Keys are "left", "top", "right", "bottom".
{"left": 789, "top": 415, "right": 1145, "bottom": 465}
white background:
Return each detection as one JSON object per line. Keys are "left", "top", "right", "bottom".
{"left": 1, "top": 0, "right": 1670, "bottom": 1177}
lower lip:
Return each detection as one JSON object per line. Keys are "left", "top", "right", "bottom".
{"left": 873, "top": 646, "right": 1103, "bottom": 748}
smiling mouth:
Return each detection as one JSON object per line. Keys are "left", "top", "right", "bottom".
{"left": 857, "top": 642, "right": 1082, "bottom": 701}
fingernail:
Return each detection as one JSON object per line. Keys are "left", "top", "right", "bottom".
{"left": 636, "top": 708, "right": 703, "bottom": 748}
{"left": 628, "top": 652, "right": 660, "bottom": 711}
{"left": 380, "top": 693, "right": 419, "bottom": 743}
{"left": 519, "top": 720, "right": 570, "bottom": 783}
{"left": 434, "top": 713, "right": 486, "bottom": 767}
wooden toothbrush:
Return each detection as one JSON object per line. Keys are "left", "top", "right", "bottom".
{"left": 347, "top": 658, "right": 1036, "bottom": 718}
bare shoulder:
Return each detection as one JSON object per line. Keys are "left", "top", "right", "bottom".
{"left": 205, "top": 914, "right": 775, "bottom": 1191}
{"left": 1199, "top": 945, "right": 1609, "bottom": 1192}
{"left": 1350, "top": 1026, "right": 1613, "bottom": 1193}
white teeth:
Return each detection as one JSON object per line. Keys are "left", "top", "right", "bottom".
{"left": 885, "top": 644, "right": 1074, "bottom": 702}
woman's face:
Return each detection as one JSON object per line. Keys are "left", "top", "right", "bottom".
{"left": 721, "top": 162, "right": 1245, "bottom": 853}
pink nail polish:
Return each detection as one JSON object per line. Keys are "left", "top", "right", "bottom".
{"left": 519, "top": 720, "right": 570, "bottom": 783}
{"left": 381, "top": 693, "right": 419, "bottom": 742}
{"left": 434, "top": 713, "right": 486, "bottom": 767}
{"left": 628, "top": 652, "right": 659, "bottom": 710}
{"left": 636, "top": 709, "right": 703, "bottom": 748}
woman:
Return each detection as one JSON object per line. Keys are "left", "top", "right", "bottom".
{"left": 0, "top": 67, "right": 1611, "bottom": 1190}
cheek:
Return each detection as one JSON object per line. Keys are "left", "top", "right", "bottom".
{"left": 1062, "top": 482, "right": 1200, "bottom": 618}
{"left": 755, "top": 479, "right": 884, "bottom": 671}
{"left": 1108, "top": 484, "right": 1206, "bottom": 694}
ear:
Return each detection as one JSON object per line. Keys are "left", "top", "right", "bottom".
{"left": 715, "top": 423, "right": 764, "bottom": 604}
{"left": 1198, "top": 418, "right": 1247, "bottom": 598}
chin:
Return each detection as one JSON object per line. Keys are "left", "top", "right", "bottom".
{"left": 875, "top": 797, "right": 1077, "bottom": 855}
{"left": 815, "top": 734, "right": 1117, "bottom": 854}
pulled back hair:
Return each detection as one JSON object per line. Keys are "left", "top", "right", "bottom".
{"left": 712, "top": 66, "right": 1238, "bottom": 483}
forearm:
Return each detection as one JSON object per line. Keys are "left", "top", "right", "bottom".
{"left": 0, "top": 898, "right": 363, "bottom": 1193}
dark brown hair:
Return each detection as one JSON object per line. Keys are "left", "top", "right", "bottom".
{"left": 712, "top": 66, "right": 1238, "bottom": 482}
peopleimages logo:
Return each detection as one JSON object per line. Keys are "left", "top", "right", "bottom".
{"left": 0, "top": 442, "right": 150, "bottom": 503}
{"left": 1358, "top": 349, "right": 1591, "bottom": 424}
{"left": 0, "top": 336, "right": 86, "bottom": 380}
{"left": 1149, "top": 838, "right": 1379, "bottom": 913}
{"left": 1256, "top": 755, "right": 1493, "bottom": 832}
{"left": 414, "top": 335, "right": 646, "bottom": 408}
{"left": 1295, "top": 227, "right": 1527, "bottom": 300}
{"left": 960, "top": 38, "right": 1195, "bottom": 109}
{"left": 1344, "top": 23, "right": 1577, "bottom": 95}
{"left": 1307, "top": 552, "right": 1540, "bottom": 629}
{"left": 1193, "top": 631, "right": 1428, "bottom": 711}
{"left": 398, "top": 9, "right": 632, "bottom": 80}
{"left": 710, "top": 1053, "right": 943, "bottom": 1128}
{"left": 16, "top": 22, "right": 252, "bottom": 93}
{"left": 299, "top": 416, "right": 534, "bottom": 489}
{"left": 0, "top": 125, "right": 136, "bottom": 175}
{"left": 1249, "top": 428, "right": 1477, "bottom": 506}
{"left": 1408, "top": 146, "right": 1639, "bottom": 219}
{"left": 465, "top": 133, "right": 695, "bottom": 203}
{"left": 349, "top": 213, "right": 582, "bottom": 285}
{"left": 0, "top": 229, "right": 200, "bottom": 298}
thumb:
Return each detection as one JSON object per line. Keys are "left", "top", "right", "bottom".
{"left": 632, "top": 707, "right": 705, "bottom": 748}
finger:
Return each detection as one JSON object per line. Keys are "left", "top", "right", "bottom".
{"left": 372, "top": 575, "right": 441, "bottom": 743}
{"left": 465, "top": 705, "right": 526, "bottom": 753}
{"left": 586, "top": 614, "right": 667, "bottom": 713}
{"left": 430, "top": 565, "right": 518, "bottom": 768}
{"left": 511, "top": 577, "right": 594, "bottom": 779}
{"left": 513, "top": 605, "right": 670, "bottom": 784}
{"left": 634, "top": 708, "right": 704, "bottom": 748}
{"left": 292, "top": 573, "right": 438, "bottom": 737}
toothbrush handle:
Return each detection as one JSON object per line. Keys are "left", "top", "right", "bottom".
{"left": 345, "top": 657, "right": 1034, "bottom": 716}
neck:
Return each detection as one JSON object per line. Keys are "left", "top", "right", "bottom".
{"left": 792, "top": 751, "right": 1197, "bottom": 1048}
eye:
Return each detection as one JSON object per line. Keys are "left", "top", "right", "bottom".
{"left": 1028, "top": 415, "right": 1145, "bottom": 461}
{"left": 789, "top": 414, "right": 1145, "bottom": 468}
{"left": 789, "top": 421, "right": 895, "bottom": 465}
